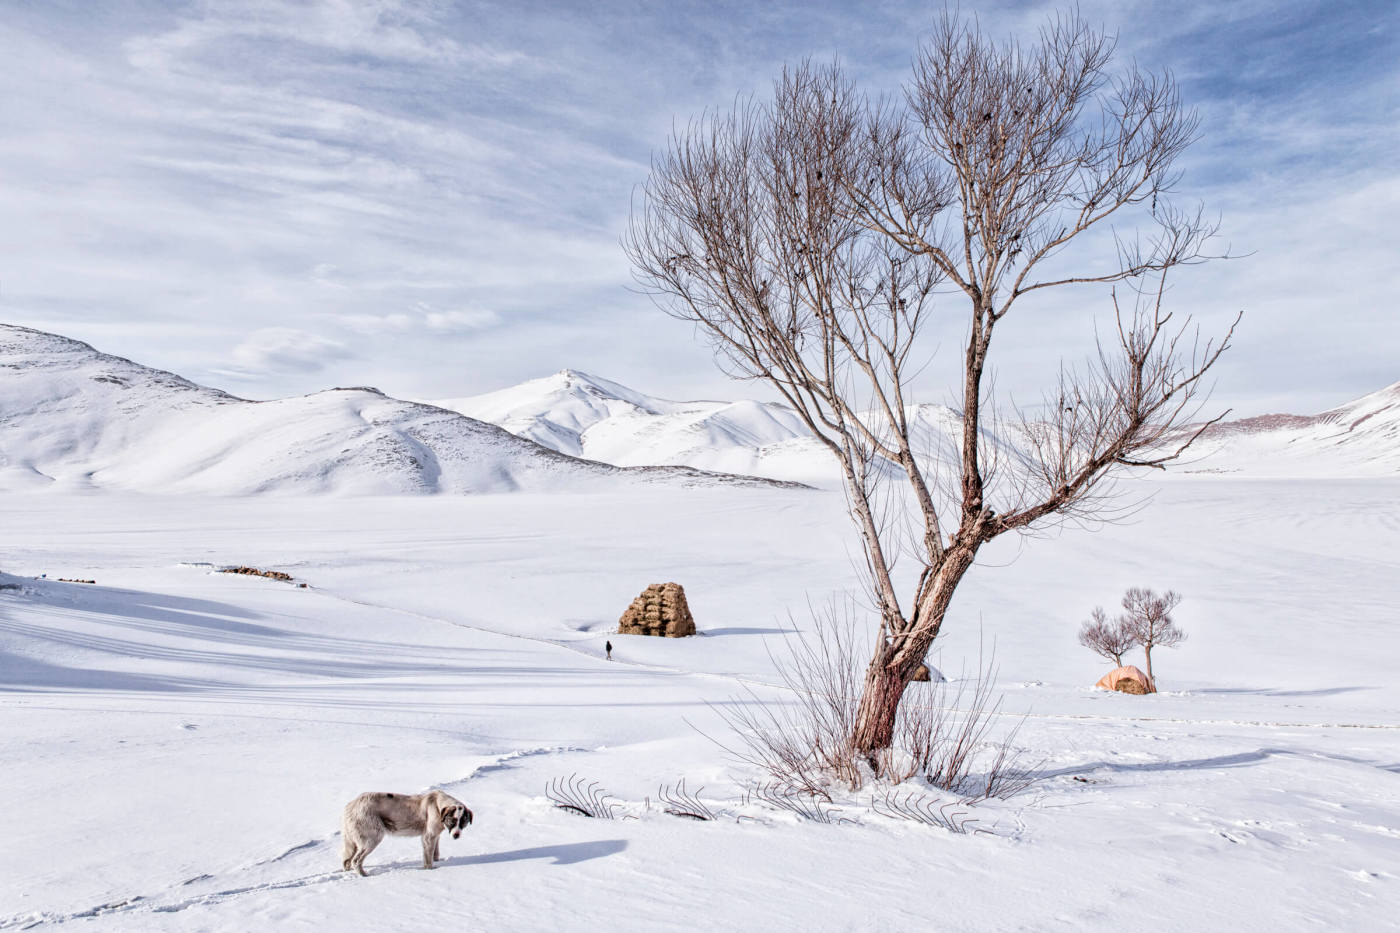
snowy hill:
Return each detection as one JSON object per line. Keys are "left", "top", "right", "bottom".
{"left": 434, "top": 370, "right": 827, "bottom": 481}
{"left": 0, "top": 325, "right": 789, "bottom": 494}
{"left": 441, "top": 370, "right": 1400, "bottom": 482}
{"left": 434, "top": 370, "right": 981, "bottom": 485}
{"left": 1178, "top": 381, "right": 1400, "bottom": 476}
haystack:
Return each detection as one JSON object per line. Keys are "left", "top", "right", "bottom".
{"left": 617, "top": 582, "right": 696, "bottom": 637}
{"left": 1095, "top": 665, "right": 1153, "bottom": 695}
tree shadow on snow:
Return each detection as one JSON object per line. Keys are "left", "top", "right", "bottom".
{"left": 1191, "top": 686, "right": 1376, "bottom": 697}
{"left": 703, "top": 626, "right": 791, "bottom": 636}
{"left": 0, "top": 579, "right": 553, "bottom": 693}
{"left": 1044, "top": 746, "right": 1397, "bottom": 780}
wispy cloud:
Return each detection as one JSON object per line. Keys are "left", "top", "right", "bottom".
{"left": 225, "top": 326, "right": 353, "bottom": 377}
{"left": 340, "top": 303, "right": 500, "bottom": 335}
{"left": 0, "top": 0, "right": 1394, "bottom": 413}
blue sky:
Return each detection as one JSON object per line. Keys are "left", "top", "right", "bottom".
{"left": 1, "top": 0, "right": 1395, "bottom": 416}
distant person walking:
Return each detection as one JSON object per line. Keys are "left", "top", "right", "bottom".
{"left": 605, "top": 640, "right": 613, "bottom": 661}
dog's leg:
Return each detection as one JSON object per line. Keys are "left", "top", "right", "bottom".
{"left": 422, "top": 829, "right": 441, "bottom": 869}
{"left": 341, "top": 839, "right": 357, "bottom": 871}
{"left": 352, "top": 829, "right": 382, "bottom": 877}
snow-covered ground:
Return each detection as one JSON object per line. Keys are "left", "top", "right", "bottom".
{"left": 2, "top": 475, "right": 1397, "bottom": 930}
{"left": 1, "top": 325, "right": 1396, "bottom": 928}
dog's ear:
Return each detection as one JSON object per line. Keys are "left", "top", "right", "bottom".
{"left": 461, "top": 806, "right": 473, "bottom": 826}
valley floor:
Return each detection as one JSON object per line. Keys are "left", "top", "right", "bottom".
{"left": 1, "top": 479, "right": 1397, "bottom": 930}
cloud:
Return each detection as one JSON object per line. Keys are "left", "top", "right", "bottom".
{"left": 340, "top": 305, "right": 501, "bottom": 335}
{"left": 227, "top": 327, "right": 353, "bottom": 375}
{"left": 0, "top": 0, "right": 1394, "bottom": 413}
{"left": 124, "top": 0, "right": 474, "bottom": 71}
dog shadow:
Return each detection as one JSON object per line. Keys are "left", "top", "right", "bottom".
{"left": 445, "top": 839, "right": 627, "bottom": 868}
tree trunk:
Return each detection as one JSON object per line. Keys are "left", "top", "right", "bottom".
{"left": 851, "top": 544, "right": 978, "bottom": 762}
{"left": 851, "top": 651, "right": 919, "bottom": 756}
{"left": 1142, "top": 645, "right": 1156, "bottom": 692}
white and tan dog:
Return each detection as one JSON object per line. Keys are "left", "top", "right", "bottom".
{"left": 340, "top": 789, "right": 473, "bottom": 876}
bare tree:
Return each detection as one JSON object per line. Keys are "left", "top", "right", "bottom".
{"left": 1119, "top": 587, "right": 1186, "bottom": 688}
{"left": 1078, "top": 606, "right": 1137, "bottom": 666}
{"left": 626, "top": 8, "right": 1236, "bottom": 766}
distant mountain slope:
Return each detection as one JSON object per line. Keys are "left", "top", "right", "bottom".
{"left": 434, "top": 370, "right": 831, "bottom": 482}
{"left": 434, "top": 370, "right": 995, "bottom": 486}
{"left": 439, "top": 369, "right": 1400, "bottom": 482}
{"left": 1179, "top": 381, "right": 1400, "bottom": 476}
{"left": 0, "top": 325, "right": 792, "bottom": 494}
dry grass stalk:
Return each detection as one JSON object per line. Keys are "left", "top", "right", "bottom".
{"left": 710, "top": 600, "right": 1041, "bottom": 802}
{"left": 658, "top": 779, "right": 717, "bottom": 821}
{"left": 706, "top": 600, "right": 866, "bottom": 797}
{"left": 545, "top": 774, "right": 619, "bottom": 820}
{"left": 743, "top": 782, "right": 854, "bottom": 824}
{"left": 871, "top": 789, "right": 980, "bottom": 834}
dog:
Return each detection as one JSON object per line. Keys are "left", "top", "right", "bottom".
{"left": 340, "top": 789, "right": 473, "bottom": 876}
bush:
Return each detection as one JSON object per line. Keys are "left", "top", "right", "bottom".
{"left": 709, "top": 599, "right": 1038, "bottom": 801}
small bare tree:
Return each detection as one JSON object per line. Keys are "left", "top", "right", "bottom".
{"left": 627, "top": 8, "right": 1236, "bottom": 766}
{"left": 1077, "top": 606, "right": 1137, "bottom": 666}
{"left": 1119, "top": 587, "right": 1186, "bottom": 688}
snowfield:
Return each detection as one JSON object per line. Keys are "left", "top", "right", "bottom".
{"left": 0, "top": 326, "right": 1397, "bottom": 930}
{"left": 2, "top": 479, "right": 1397, "bottom": 931}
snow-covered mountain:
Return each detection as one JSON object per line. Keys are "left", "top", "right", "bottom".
{"left": 439, "top": 369, "right": 1400, "bottom": 482}
{"left": 6, "top": 323, "right": 1391, "bottom": 495}
{"left": 0, "top": 325, "right": 790, "bottom": 494}
{"left": 435, "top": 370, "right": 988, "bottom": 486}
{"left": 1179, "top": 381, "right": 1400, "bottom": 476}
{"left": 433, "top": 370, "right": 834, "bottom": 483}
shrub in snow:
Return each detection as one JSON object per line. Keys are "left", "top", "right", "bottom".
{"left": 1078, "top": 606, "right": 1137, "bottom": 666}
{"left": 1120, "top": 588, "right": 1187, "bottom": 690}
{"left": 1079, "top": 588, "right": 1188, "bottom": 691}
{"left": 710, "top": 598, "right": 1038, "bottom": 801}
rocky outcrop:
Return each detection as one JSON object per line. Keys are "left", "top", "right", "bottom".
{"left": 617, "top": 582, "right": 696, "bottom": 637}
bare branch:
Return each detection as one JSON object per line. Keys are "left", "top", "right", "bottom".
{"left": 627, "top": 7, "right": 1233, "bottom": 760}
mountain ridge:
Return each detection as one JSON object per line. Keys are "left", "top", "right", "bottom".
{"left": 437, "top": 368, "right": 1400, "bottom": 481}
{"left": 0, "top": 324, "right": 800, "bottom": 495}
